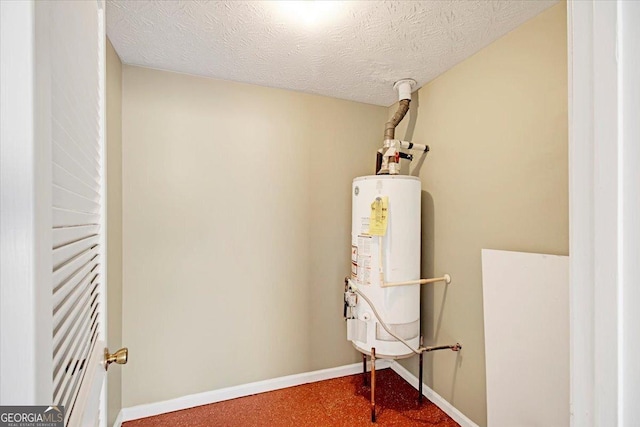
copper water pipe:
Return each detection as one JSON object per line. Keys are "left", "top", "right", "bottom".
{"left": 371, "top": 347, "right": 376, "bottom": 423}
{"left": 362, "top": 353, "right": 368, "bottom": 386}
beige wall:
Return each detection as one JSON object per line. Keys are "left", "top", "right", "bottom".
{"left": 393, "top": 4, "right": 568, "bottom": 426}
{"left": 106, "top": 39, "right": 123, "bottom": 425}
{"left": 121, "top": 66, "right": 387, "bottom": 406}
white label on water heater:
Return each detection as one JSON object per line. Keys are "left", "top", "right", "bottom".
{"left": 351, "top": 245, "right": 358, "bottom": 277}
{"left": 360, "top": 217, "right": 370, "bottom": 235}
{"left": 356, "top": 235, "right": 372, "bottom": 286}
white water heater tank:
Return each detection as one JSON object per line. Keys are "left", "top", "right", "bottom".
{"left": 350, "top": 175, "right": 421, "bottom": 358}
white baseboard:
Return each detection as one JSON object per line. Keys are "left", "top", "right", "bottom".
{"left": 112, "top": 410, "right": 123, "bottom": 427}
{"left": 119, "top": 360, "right": 392, "bottom": 423}
{"left": 389, "top": 361, "right": 479, "bottom": 427}
{"left": 116, "top": 359, "right": 476, "bottom": 426}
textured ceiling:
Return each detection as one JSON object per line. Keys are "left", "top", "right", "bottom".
{"left": 106, "top": 0, "right": 557, "bottom": 106}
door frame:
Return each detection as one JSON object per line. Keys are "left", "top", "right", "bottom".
{"left": 0, "top": 0, "right": 108, "bottom": 424}
{"left": 568, "top": 1, "right": 640, "bottom": 425}
{"left": 0, "top": 0, "right": 53, "bottom": 405}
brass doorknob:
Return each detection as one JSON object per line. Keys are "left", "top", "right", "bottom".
{"left": 105, "top": 347, "right": 128, "bottom": 370}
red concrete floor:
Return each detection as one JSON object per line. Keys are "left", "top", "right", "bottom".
{"left": 124, "top": 368, "right": 460, "bottom": 426}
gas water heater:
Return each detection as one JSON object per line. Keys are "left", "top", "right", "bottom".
{"left": 349, "top": 175, "right": 421, "bottom": 358}
{"left": 343, "top": 79, "right": 461, "bottom": 423}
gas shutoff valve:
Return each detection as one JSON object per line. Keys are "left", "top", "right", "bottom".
{"left": 343, "top": 277, "right": 358, "bottom": 319}
{"left": 377, "top": 139, "right": 429, "bottom": 175}
{"left": 344, "top": 291, "right": 357, "bottom": 319}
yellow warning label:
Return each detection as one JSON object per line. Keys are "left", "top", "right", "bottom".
{"left": 369, "top": 196, "right": 388, "bottom": 236}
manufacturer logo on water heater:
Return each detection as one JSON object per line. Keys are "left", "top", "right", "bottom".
{"left": 354, "top": 186, "right": 359, "bottom": 196}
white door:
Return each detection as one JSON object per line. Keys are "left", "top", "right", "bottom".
{"left": 0, "top": 1, "right": 115, "bottom": 425}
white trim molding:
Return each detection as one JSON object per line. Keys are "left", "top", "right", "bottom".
{"left": 568, "top": 1, "right": 640, "bottom": 426}
{"left": 0, "top": 0, "right": 53, "bottom": 406}
{"left": 389, "top": 362, "right": 478, "bottom": 427}
{"left": 618, "top": 3, "right": 640, "bottom": 426}
{"left": 115, "top": 360, "right": 478, "bottom": 427}
{"left": 118, "top": 361, "right": 391, "bottom": 424}
{"left": 0, "top": 0, "right": 37, "bottom": 404}
{"left": 112, "top": 410, "right": 123, "bottom": 427}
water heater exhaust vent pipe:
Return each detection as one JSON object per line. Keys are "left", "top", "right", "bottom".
{"left": 383, "top": 79, "right": 416, "bottom": 141}
{"left": 378, "top": 79, "right": 430, "bottom": 175}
